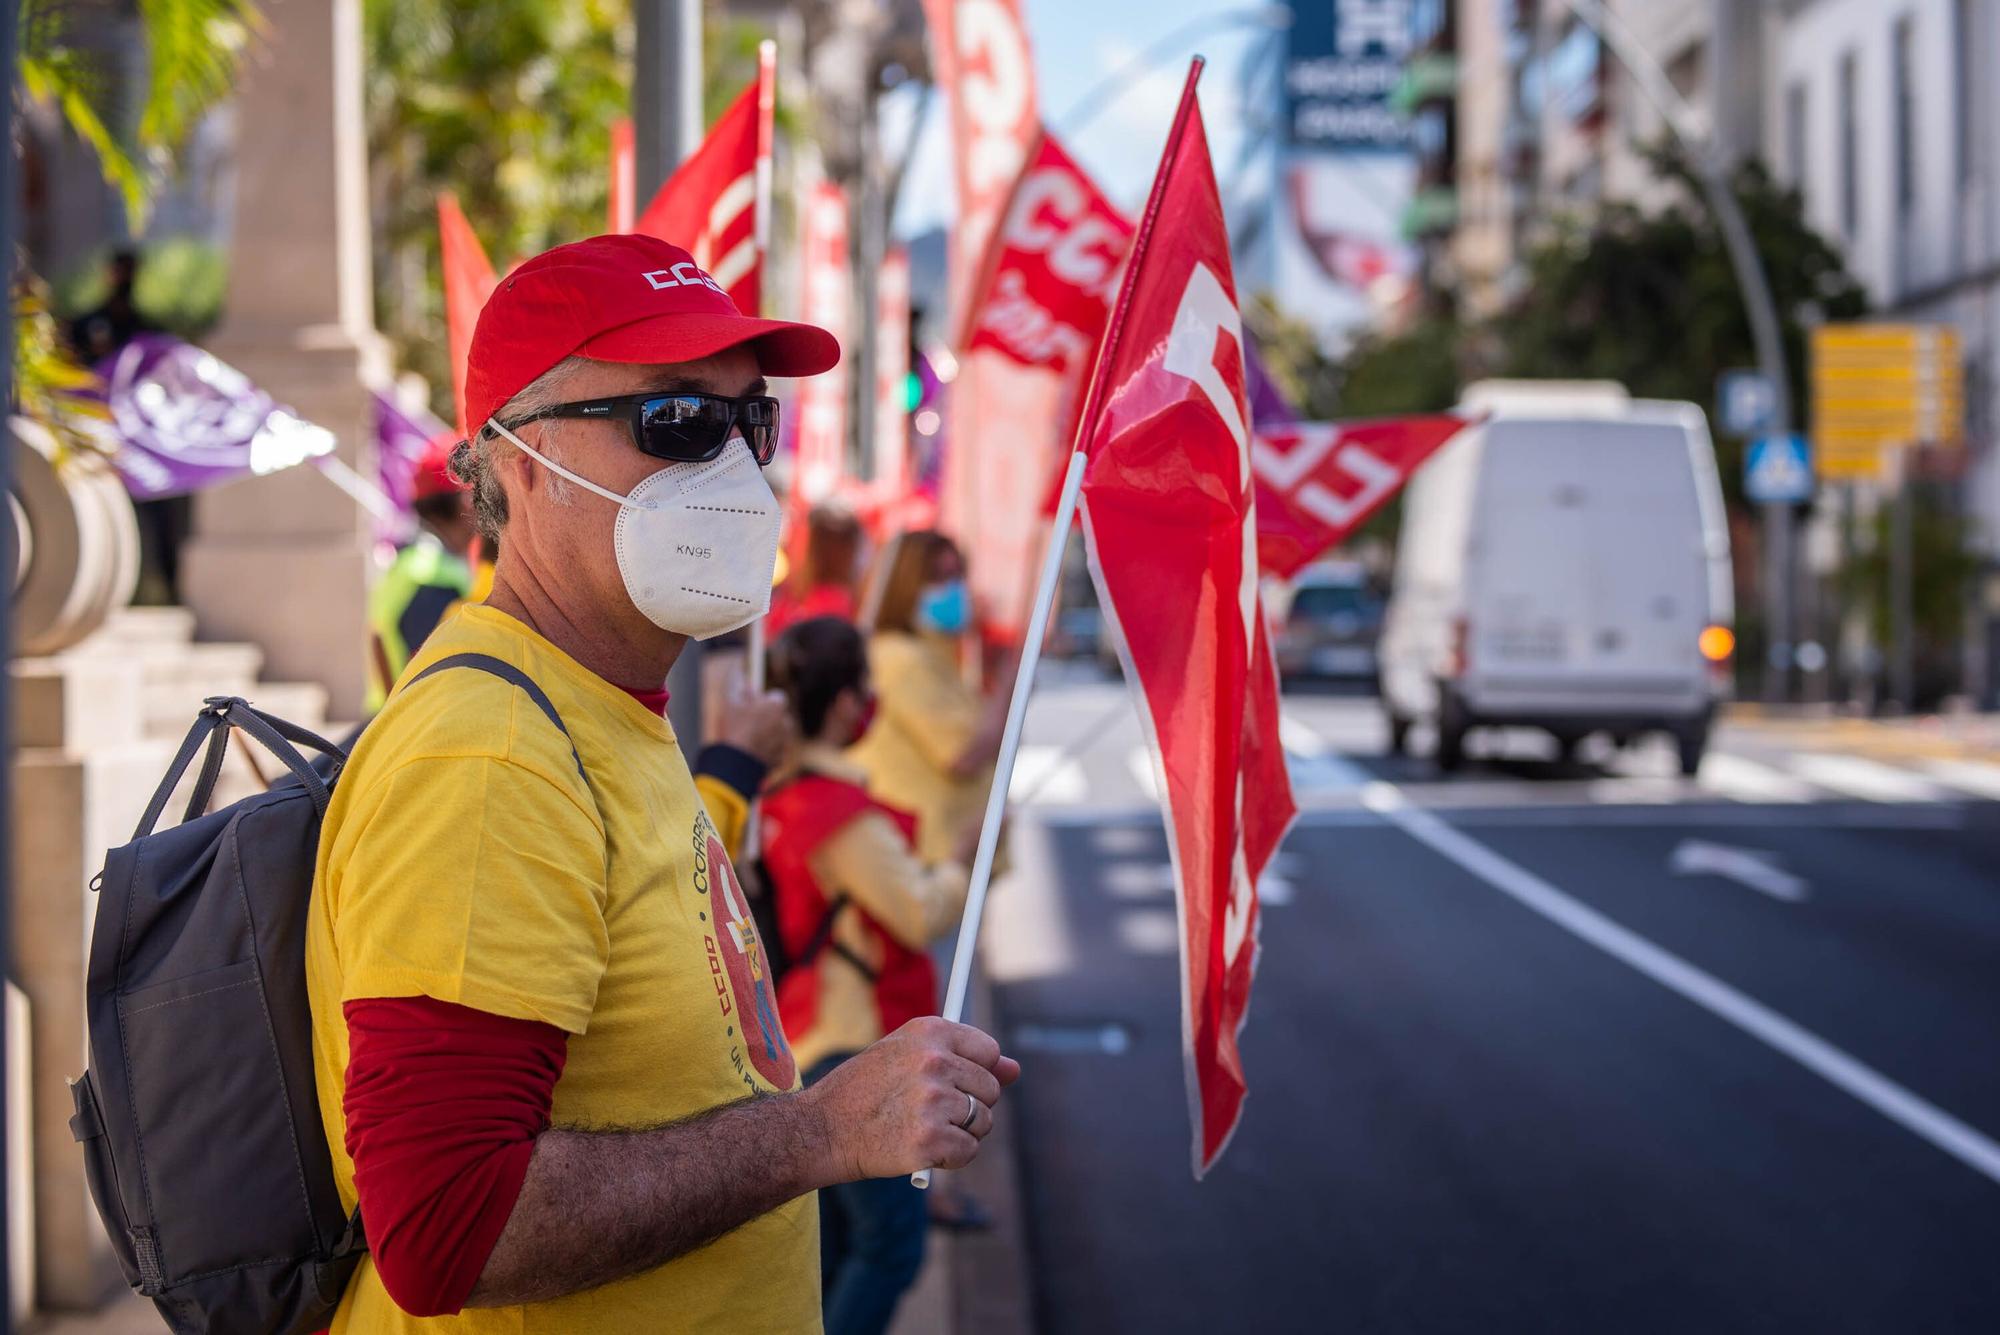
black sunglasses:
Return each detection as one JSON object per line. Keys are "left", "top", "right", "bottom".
{"left": 501, "top": 391, "right": 780, "bottom": 465}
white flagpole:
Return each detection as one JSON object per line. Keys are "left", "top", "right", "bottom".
{"left": 913, "top": 447, "right": 1086, "bottom": 1189}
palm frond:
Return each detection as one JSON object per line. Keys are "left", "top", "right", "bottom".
{"left": 134, "top": 0, "right": 261, "bottom": 151}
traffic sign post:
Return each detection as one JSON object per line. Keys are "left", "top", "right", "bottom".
{"left": 1718, "top": 370, "right": 1778, "bottom": 437}
{"left": 1744, "top": 433, "right": 1814, "bottom": 505}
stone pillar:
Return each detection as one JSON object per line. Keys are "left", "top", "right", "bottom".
{"left": 178, "top": 0, "right": 388, "bottom": 720}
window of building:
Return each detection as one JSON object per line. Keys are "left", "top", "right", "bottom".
{"left": 1785, "top": 81, "right": 1808, "bottom": 188}
{"left": 1839, "top": 50, "right": 1859, "bottom": 239}
{"left": 1893, "top": 16, "right": 1916, "bottom": 214}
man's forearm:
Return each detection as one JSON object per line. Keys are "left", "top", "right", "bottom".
{"left": 465, "top": 1088, "right": 839, "bottom": 1308}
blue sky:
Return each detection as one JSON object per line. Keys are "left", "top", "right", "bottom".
{"left": 889, "top": 0, "right": 1284, "bottom": 238}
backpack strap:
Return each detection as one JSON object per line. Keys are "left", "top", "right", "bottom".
{"left": 793, "top": 894, "right": 881, "bottom": 984}
{"left": 405, "top": 652, "right": 585, "bottom": 783}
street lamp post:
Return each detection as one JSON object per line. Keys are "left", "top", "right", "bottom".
{"left": 635, "top": 0, "right": 708, "bottom": 741}
{"left": 1555, "top": 0, "right": 1796, "bottom": 704}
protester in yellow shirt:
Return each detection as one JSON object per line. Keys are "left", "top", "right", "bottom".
{"left": 850, "top": 531, "right": 1009, "bottom": 864}
{"left": 305, "top": 235, "right": 1018, "bottom": 1334}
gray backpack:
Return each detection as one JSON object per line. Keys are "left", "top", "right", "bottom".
{"left": 69, "top": 654, "right": 575, "bottom": 1334}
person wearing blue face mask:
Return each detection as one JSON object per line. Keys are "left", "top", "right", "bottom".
{"left": 850, "top": 531, "right": 1009, "bottom": 868}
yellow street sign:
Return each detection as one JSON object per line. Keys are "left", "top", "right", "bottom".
{"left": 1810, "top": 323, "right": 1964, "bottom": 479}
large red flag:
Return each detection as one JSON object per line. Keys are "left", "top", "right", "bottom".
{"left": 1253, "top": 416, "right": 1470, "bottom": 578}
{"left": 632, "top": 43, "right": 775, "bottom": 315}
{"left": 1074, "top": 62, "right": 1297, "bottom": 1177}
{"left": 920, "top": 0, "right": 1038, "bottom": 330}
{"left": 438, "top": 193, "right": 499, "bottom": 436}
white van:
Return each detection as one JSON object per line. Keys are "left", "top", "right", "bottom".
{"left": 1377, "top": 382, "right": 1734, "bottom": 774}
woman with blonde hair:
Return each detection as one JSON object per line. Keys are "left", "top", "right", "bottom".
{"left": 850, "top": 530, "right": 1007, "bottom": 865}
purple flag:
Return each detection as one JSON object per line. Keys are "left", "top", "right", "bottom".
{"left": 1241, "top": 328, "right": 1297, "bottom": 431}
{"left": 373, "top": 389, "right": 450, "bottom": 544}
{"left": 91, "top": 335, "right": 335, "bottom": 500}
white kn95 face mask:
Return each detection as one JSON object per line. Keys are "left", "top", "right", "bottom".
{"left": 487, "top": 418, "right": 781, "bottom": 639}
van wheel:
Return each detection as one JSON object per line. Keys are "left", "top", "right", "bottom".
{"left": 1675, "top": 726, "right": 1708, "bottom": 777}
{"left": 1386, "top": 712, "right": 1411, "bottom": 756}
{"left": 1435, "top": 695, "right": 1468, "bottom": 773}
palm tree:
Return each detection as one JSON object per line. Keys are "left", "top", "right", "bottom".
{"left": 19, "top": 0, "right": 260, "bottom": 229}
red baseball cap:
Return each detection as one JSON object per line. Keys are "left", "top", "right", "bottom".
{"left": 463, "top": 233, "right": 840, "bottom": 432}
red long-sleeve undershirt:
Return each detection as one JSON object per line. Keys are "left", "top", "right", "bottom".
{"left": 342, "top": 996, "right": 567, "bottom": 1317}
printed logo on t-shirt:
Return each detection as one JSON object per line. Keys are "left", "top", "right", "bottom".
{"left": 694, "top": 812, "right": 797, "bottom": 1091}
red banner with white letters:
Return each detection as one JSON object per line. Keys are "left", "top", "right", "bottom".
{"left": 921, "top": 0, "right": 1039, "bottom": 330}
{"left": 1253, "top": 416, "right": 1470, "bottom": 579}
{"left": 1073, "top": 63, "right": 1296, "bottom": 1177}
{"left": 965, "top": 131, "right": 1133, "bottom": 375}
{"left": 632, "top": 44, "right": 775, "bottom": 316}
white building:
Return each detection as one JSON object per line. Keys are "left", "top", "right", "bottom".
{"left": 1768, "top": 0, "right": 2000, "bottom": 694}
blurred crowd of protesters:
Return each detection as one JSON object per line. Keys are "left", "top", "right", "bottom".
{"left": 73, "top": 232, "right": 1017, "bottom": 1335}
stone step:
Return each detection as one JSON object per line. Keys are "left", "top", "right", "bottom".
{"left": 140, "top": 644, "right": 268, "bottom": 737}
{"left": 82, "top": 606, "right": 199, "bottom": 650}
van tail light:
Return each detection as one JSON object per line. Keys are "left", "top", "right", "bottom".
{"left": 1445, "top": 616, "right": 1470, "bottom": 679}
{"left": 1699, "top": 624, "right": 1735, "bottom": 684}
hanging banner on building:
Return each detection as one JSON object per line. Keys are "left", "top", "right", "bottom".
{"left": 632, "top": 42, "right": 776, "bottom": 316}
{"left": 1284, "top": 0, "right": 1414, "bottom": 150}
{"left": 920, "top": 0, "right": 1040, "bottom": 329}
{"left": 875, "top": 246, "right": 913, "bottom": 495}
{"left": 794, "top": 179, "right": 851, "bottom": 504}
{"left": 91, "top": 334, "right": 336, "bottom": 499}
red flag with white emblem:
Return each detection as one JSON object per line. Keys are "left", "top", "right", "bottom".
{"left": 632, "top": 43, "right": 775, "bottom": 316}
{"left": 438, "top": 193, "right": 499, "bottom": 437}
{"left": 1074, "top": 63, "right": 1297, "bottom": 1176}
{"left": 1253, "top": 416, "right": 1470, "bottom": 579}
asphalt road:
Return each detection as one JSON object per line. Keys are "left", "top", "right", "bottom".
{"left": 985, "top": 670, "right": 2000, "bottom": 1333}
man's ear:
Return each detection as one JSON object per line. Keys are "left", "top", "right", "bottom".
{"left": 495, "top": 428, "right": 540, "bottom": 501}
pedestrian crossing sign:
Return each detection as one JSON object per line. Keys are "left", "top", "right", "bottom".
{"left": 1745, "top": 433, "right": 1814, "bottom": 504}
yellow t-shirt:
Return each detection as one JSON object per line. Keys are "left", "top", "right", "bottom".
{"left": 305, "top": 603, "right": 818, "bottom": 1333}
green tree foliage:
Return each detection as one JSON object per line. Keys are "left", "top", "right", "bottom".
{"left": 364, "top": 0, "right": 631, "bottom": 408}
{"left": 19, "top": 0, "right": 259, "bottom": 228}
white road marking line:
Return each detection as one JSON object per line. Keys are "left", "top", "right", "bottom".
{"left": 1358, "top": 779, "right": 2000, "bottom": 1188}
{"left": 1918, "top": 758, "right": 2000, "bottom": 802}
{"left": 1790, "top": 753, "right": 1954, "bottom": 804}
{"left": 1668, "top": 839, "right": 1809, "bottom": 902}
{"left": 1010, "top": 745, "right": 1087, "bottom": 805}
{"left": 1697, "top": 753, "right": 1817, "bottom": 804}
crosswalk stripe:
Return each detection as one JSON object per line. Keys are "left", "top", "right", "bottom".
{"left": 1011, "top": 746, "right": 1087, "bottom": 805}
{"left": 1917, "top": 758, "right": 2000, "bottom": 802}
{"left": 1790, "top": 753, "right": 1954, "bottom": 804}
{"left": 1697, "top": 753, "right": 1817, "bottom": 803}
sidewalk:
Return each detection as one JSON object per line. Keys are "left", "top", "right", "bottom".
{"left": 1724, "top": 703, "right": 2000, "bottom": 762}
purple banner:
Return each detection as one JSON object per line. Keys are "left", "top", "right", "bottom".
{"left": 90, "top": 334, "right": 336, "bottom": 500}
{"left": 373, "top": 389, "right": 450, "bottom": 545}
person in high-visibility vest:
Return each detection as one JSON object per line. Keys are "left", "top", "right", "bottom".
{"left": 367, "top": 432, "right": 477, "bottom": 711}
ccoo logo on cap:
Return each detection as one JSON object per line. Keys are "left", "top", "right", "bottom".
{"left": 463, "top": 233, "right": 840, "bottom": 433}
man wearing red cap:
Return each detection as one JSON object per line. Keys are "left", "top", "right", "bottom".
{"left": 365, "top": 431, "right": 477, "bottom": 712}
{"left": 305, "top": 235, "right": 1018, "bottom": 1333}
